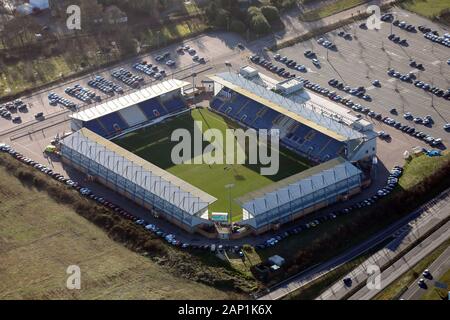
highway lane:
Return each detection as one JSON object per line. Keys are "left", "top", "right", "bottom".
{"left": 316, "top": 193, "right": 450, "bottom": 300}
{"left": 399, "top": 246, "right": 450, "bottom": 300}
{"left": 349, "top": 220, "right": 450, "bottom": 300}
{"left": 258, "top": 188, "right": 450, "bottom": 300}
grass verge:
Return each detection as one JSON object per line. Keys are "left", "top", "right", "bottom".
{"left": 400, "top": 0, "right": 450, "bottom": 19}
{"left": 300, "top": 0, "right": 368, "bottom": 22}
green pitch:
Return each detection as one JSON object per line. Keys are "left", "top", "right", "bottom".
{"left": 113, "top": 108, "right": 311, "bottom": 220}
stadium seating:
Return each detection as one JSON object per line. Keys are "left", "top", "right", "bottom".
{"left": 163, "top": 97, "right": 185, "bottom": 113}
{"left": 138, "top": 98, "right": 168, "bottom": 120}
{"left": 118, "top": 105, "right": 148, "bottom": 127}
{"left": 98, "top": 112, "right": 128, "bottom": 135}
{"left": 211, "top": 89, "right": 347, "bottom": 163}
{"left": 85, "top": 119, "right": 108, "bottom": 137}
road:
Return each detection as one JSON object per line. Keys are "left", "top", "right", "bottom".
{"left": 316, "top": 191, "right": 450, "bottom": 300}
{"left": 258, "top": 188, "right": 450, "bottom": 300}
{"left": 348, "top": 220, "right": 450, "bottom": 300}
{"left": 399, "top": 246, "right": 450, "bottom": 300}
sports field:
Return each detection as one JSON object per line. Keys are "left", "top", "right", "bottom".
{"left": 114, "top": 108, "right": 312, "bottom": 219}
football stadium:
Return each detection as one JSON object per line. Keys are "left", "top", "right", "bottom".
{"left": 60, "top": 66, "right": 377, "bottom": 238}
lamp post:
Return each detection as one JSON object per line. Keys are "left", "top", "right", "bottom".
{"left": 225, "top": 183, "right": 235, "bottom": 225}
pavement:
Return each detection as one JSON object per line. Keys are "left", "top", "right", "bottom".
{"left": 258, "top": 188, "right": 450, "bottom": 300}
{"left": 348, "top": 221, "right": 450, "bottom": 300}
{"left": 0, "top": 0, "right": 448, "bottom": 284}
{"left": 399, "top": 247, "right": 450, "bottom": 300}
{"left": 315, "top": 191, "right": 450, "bottom": 300}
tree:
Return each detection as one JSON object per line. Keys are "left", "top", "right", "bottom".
{"left": 230, "top": 19, "right": 246, "bottom": 34}
{"left": 250, "top": 13, "right": 271, "bottom": 35}
{"left": 261, "top": 5, "right": 280, "bottom": 22}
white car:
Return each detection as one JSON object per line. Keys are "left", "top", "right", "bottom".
{"left": 312, "top": 59, "right": 320, "bottom": 66}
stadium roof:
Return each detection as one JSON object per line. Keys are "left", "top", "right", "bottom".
{"left": 70, "top": 79, "right": 190, "bottom": 122}
{"left": 209, "top": 72, "right": 364, "bottom": 141}
{"left": 236, "top": 157, "right": 362, "bottom": 216}
{"left": 61, "top": 128, "right": 217, "bottom": 215}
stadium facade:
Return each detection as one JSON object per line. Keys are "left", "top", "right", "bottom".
{"left": 61, "top": 71, "right": 376, "bottom": 237}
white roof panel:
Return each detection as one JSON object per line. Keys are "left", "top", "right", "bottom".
{"left": 70, "top": 79, "right": 190, "bottom": 122}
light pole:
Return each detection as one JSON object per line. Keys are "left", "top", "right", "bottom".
{"left": 225, "top": 183, "right": 235, "bottom": 225}
{"left": 192, "top": 72, "right": 197, "bottom": 107}
{"left": 225, "top": 61, "right": 232, "bottom": 73}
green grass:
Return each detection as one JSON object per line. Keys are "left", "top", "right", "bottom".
{"left": 300, "top": 0, "right": 367, "bottom": 22}
{"left": 421, "top": 268, "right": 450, "bottom": 300}
{"left": 0, "top": 162, "right": 232, "bottom": 300}
{"left": 401, "top": 0, "right": 450, "bottom": 18}
{"left": 373, "top": 238, "right": 450, "bottom": 300}
{"left": 114, "top": 108, "right": 311, "bottom": 219}
{"left": 399, "top": 151, "right": 450, "bottom": 190}
{"left": 140, "top": 20, "right": 208, "bottom": 48}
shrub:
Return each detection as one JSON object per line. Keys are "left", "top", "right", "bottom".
{"left": 250, "top": 13, "right": 271, "bottom": 34}
{"left": 230, "top": 19, "right": 246, "bottom": 34}
{"left": 261, "top": 5, "right": 280, "bottom": 22}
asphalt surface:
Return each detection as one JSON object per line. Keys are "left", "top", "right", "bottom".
{"left": 316, "top": 191, "right": 450, "bottom": 300}
{"left": 399, "top": 246, "right": 450, "bottom": 300}
{"left": 258, "top": 8, "right": 450, "bottom": 150}
{"left": 0, "top": 1, "right": 450, "bottom": 287}
{"left": 258, "top": 188, "right": 450, "bottom": 300}
{"left": 348, "top": 220, "right": 450, "bottom": 300}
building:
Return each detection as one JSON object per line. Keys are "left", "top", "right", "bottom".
{"left": 61, "top": 73, "right": 373, "bottom": 237}
{"left": 69, "top": 79, "right": 190, "bottom": 138}
{"left": 60, "top": 128, "right": 217, "bottom": 234}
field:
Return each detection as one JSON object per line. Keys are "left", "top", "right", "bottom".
{"left": 400, "top": 0, "right": 450, "bottom": 19}
{"left": 299, "top": 0, "right": 367, "bottom": 22}
{"left": 0, "top": 164, "right": 231, "bottom": 300}
{"left": 114, "top": 108, "right": 311, "bottom": 219}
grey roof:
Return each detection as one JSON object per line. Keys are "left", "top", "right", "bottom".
{"left": 211, "top": 72, "right": 364, "bottom": 140}
{"left": 61, "top": 128, "right": 217, "bottom": 216}
{"left": 237, "top": 157, "right": 362, "bottom": 216}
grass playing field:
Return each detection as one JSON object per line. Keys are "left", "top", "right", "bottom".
{"left": 113, "top": 108, "right": 312, "bottom": 220}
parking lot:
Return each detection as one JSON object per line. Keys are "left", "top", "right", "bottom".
{"left": 0, "top": 33, "right": 243, "bottom": 133}
{"left": 250, "top": 8, "right": 450, "bottom": 149}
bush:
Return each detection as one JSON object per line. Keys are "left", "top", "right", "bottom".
{"left": 261, "top": 5, "right": 280, "bottom": 22}
{"left": 250, "top": 13, "right": 271, "bottom": 34}
{"left": 230, "top": 19, "right": 246, "bottom": 34}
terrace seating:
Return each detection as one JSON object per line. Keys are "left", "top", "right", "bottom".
{"left": 138, "top": 98, "right": 167, "bottom": 120}
{"left": 163, "top": 97, "right": 185, "bottom": 113}
{"left": 212, "top": 89, "right": 346, "bottom": 163}
{"left": 118, "top": 105, "right": 148, "bottom": 127}
{"left": 85, "top": 119, "right": 108, "bottom": 137}
{"left": 98, "top": 112, "right": 128, "bottom": 135}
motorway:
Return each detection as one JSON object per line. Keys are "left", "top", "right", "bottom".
{"left": 400, "top": 246, "right": 450, "bottom": 300}
{"left": 315, "top": 191, "right": 450, "bottom": 300}
{"left": 0, "top": 1, "right": 449, "bottom": 298}
{"left": 259, "top": 188, "right": 450, "bottom": 300}
{"left": 348, "top": 220, "right": 450, "bottom": 300}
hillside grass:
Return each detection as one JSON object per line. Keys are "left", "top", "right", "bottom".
{"left": 0, "top": 164, "right": 231, "bottom": 300}
{"left": 300, "top": 0, "right": 367, "bottom": 22}
{"left": 400, "top": 0, "right": 450, "bottom": 19}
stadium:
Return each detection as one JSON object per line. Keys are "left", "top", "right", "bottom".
{"left": 60, "top": 66, "right": 377, "bottom": 238}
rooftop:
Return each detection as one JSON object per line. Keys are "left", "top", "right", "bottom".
{"left": 70, "top": 79, "right": 190, "bottom": 122}
{"left": 209, "top": 72, "right": 365, "bottom": 141}
{"left": 61, "top": 128, "right": 217, "bottom": 216}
